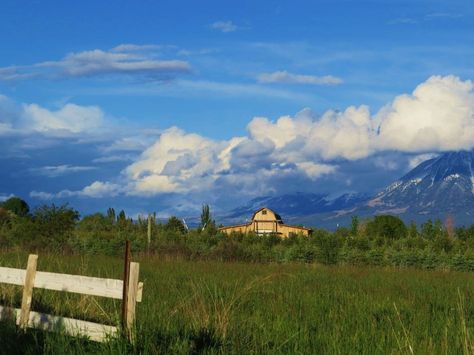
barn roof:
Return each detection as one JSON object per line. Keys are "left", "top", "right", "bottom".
{"left": 251, "top": 207, "right": 283, "bottom": 222}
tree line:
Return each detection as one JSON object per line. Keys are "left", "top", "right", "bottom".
{"left": 1, "top": 197, "right": 473, "bottom": 271}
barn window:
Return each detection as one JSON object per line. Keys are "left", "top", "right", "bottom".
{"left": 262, "top": 210, "right": 267, "bottom": 215}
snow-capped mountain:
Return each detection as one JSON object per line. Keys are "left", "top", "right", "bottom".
{"left": 223, "top": 151, "right": 474, "bottom": 228}
{"left": 365, "top": 151, "right": 474, "bottom": 221}
{"left": 225, "top": 192, "right": 369, "bottom": 223}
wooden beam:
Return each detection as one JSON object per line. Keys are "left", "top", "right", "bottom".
{"left": 19, "top": 254, "right": 38, "bottom": 329}
{"left": 121, "top": 240, "right": 131, "bottom": 336}
{"left": 0, "top": 306, "right": 118, "bottom": 342}
{"left": 0, "top": 267, "right": 143, "bottom": 302}
{"left": 126, "top": 262, "right": 140, "bottom": 343}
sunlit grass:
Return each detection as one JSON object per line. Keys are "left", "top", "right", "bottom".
{"left": 0, "top": 252, "right": 473, "bottom": 354}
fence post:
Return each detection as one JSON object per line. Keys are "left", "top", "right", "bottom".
{"left": 121, "top": 240, "right": 131, "bottom": 337}
{"left": 126, "top": 262, "right": 140, "bottom": 343}
{"left": 19, "top": 254, "right": 38, "bottom": 329}
{"left": 147, "top": 214, "right": 152, "bottom": 252}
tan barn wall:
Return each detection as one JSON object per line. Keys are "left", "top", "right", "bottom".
{"left": 253, "top": 209, "right": 278, "bottom": 222}
{"left": 219, "top": 207, "right": 312, "bottom": 238}
{"left": 255, "top": 221, "right": 277, "bottom": 232}
{"left": 220, "top": 222, "right": 310, "bottom": 238}
{"left": 219, "top": 224, "right": 252, "bottom": 234}
{"left": 277, "top": 224, "right": 311, "bottom": 237}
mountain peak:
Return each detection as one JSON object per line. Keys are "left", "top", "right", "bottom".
{"left": 366, "top": 150, "right": 474, "bottom": 223}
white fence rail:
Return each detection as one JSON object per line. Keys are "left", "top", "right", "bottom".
{"left": 0, "top": 253, "right": 143, "bottom": 342}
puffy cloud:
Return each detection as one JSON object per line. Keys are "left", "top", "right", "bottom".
{"left": 0, "top": 45, "right": 191, "bottom": 81}
{"left": 295, "top": 162, "right": 337, "bottom": 179}
{"left": 122, "top": 122, "right": 339, "bottom": 195}
{"left": 376, "top": 75, "right": 474, "bottom": 152}
{"left": 257, "top": 71, "right": 343, "bottom": 85}
{"left": 31, "top": 181, "right": 122, "bottom": 199}
{"left": 29, "top": 75, "right": 474, "bottom": 200}
{"left": 124, "top": 127, "right": 243, "bottom": 194}
{"left": 248, "top": 106, "right": 373, "bottom": 160}
{"left": 0, "top": 95, "right": 109, "bottom": 137}
{"left": 23, "top": 103, "right": 103, "bottom": 134}
{"left": 81, "top": 181, "right": 122, "bottom": 197}
{"left": 210, "top": 21, "right": 238, "bottom": 33}
{"left": 118, "top": 75, "right": 474, "bottom": 197}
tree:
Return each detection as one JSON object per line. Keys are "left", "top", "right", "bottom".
{"left": 1, "top": 197, "right": 30, "bottom": 217}
{"left": 117, "top": 210, "right": 126, "bottom": 223}
{"left": 366, "top": 215, "right": 407, "bottom": 239}
{"left": 33, "top": 204, "right": 80, "bottom": 247}
{"left": 165, "top": 216, "right": 187, "bottom": 233}
{"left": 78, "top": 213, "right": 113, "bottom": 231}
{"left": 107, "top": 207, "right": 116, "bottom": 223}
{"left": 200, "top": 204, "right": 216, "bottom": 232}
{"left": 350, "top": 216, "right": 359, "bottom": 237}
{"left": 408, "top": 221, "right": 418, "bottom": 238}
{"left": 434, "top": 219, "right": 444, "bottom": 238}
{"left": 421, "top": 219, "right": 434, "bottom": 239}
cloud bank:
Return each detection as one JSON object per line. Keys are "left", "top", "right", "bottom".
{"left": 0, "top": 45, "right": 191, "bottom": 81}
{"left": 119, "top": 75, "right": 474, "bottom": 196}
{"left": 21, "top": 75, "right": 474, "bottom": 200}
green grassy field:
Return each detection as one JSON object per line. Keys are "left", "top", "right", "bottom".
{"left": 0, "top": 252, "right": 473, "bottom": 354}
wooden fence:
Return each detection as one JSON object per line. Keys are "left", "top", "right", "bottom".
{"left": 0, "top": 253, "right": 143, "bottom": 342}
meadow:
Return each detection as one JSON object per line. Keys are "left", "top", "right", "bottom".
{"left": 0, "top": 252, "right": 473, "bottom": 354}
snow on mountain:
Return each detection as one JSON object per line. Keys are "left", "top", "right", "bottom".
{"left": 225, "top": 192, "right": 369, "bottom": 222}
{"left": 222, "top": 151, "right": 474, "bottom": 228}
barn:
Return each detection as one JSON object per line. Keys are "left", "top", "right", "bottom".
{"left": 219, "top": 207, "right": 312, "bottom": 237}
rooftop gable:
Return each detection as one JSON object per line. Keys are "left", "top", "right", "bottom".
{"left": 251, "top": 207, "right": 283, "bottom": 222}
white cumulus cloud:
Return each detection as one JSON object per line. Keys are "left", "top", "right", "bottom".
{"left": 376, "top": 75, "right": 474, "bottom": 152}
{"left": 30, "top": 75, "right": 474, "bottom": 200}
{"left": 23, "top": 103, "right": 104, "bottom": 134}
{"left": 31, "top": 181, "right": 122, "bottom": 199}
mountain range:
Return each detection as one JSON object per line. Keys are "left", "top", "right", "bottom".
{"left": 222, "top": 151, "right": 474, "bottom": 229}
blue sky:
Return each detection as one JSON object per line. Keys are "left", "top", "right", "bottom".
{"left": 1, "top": 0, "right": 473, "bottom": 218}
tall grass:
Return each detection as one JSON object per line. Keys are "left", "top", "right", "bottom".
{"left": 0, "top": 252, "right": 473, "bottom": 354}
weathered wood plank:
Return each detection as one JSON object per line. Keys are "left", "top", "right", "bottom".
{"left": 0, "top": 306, "right": 118, "bottom": 342}
{"left": 0, "top": 267, "right": 142, "bottom": 302}
{"left": 19, "top": 254, "right": 38, "bottom": 329}
{"left": 0, "top": 266, "right": 26, "bottom": 286}
{"left": 126, "top": 262, "right": 140, "bottom": 343}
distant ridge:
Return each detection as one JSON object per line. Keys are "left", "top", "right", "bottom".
{"left": 359, "top": 151, "right": 474, "bottom": 223}
{"left": 224, "top": 192, "right": 369, "bottom": 225}
{"left": 224, "top": 151, "right": 474, "bottom": 228}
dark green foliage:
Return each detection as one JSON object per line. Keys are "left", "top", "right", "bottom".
{"left": 315, "top": 233, "right": 343, "bottom": 264}
{"left": 366, "top": 215, "right": 407, "bottom": 239}
{"left": 200, "top": 204, "right": 214, "bottom": 230}
{"left": 350, "top": 215, "right": 359, "bottom": 236}
{"left": 165, "top": 216, "right": 187, "bottom": 234}
{"left": 0, "top": 209, "right": 474, "bottom": 270}
{"left": 421, "top": 219, "right": 435, "bottom": 239}
{"left": 1, "top": 197, "right": 30, "bottom": 217}
{"left": 408, "top": 221, "right": 418, "bottom": 238}
{"left": 106, "top": 207, "right": 116, "bottom": 223}
{"left": 33, "top": 204, "right": 80, "bottom": 250}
